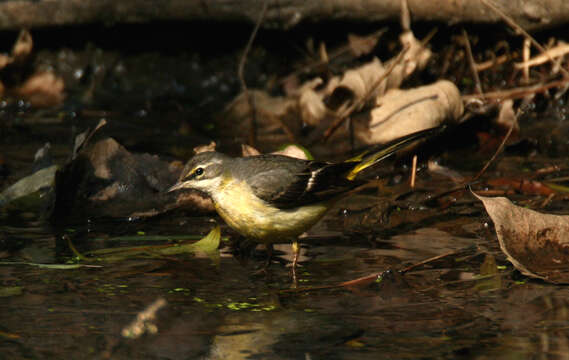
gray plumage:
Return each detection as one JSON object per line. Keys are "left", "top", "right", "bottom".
{"left": 179, "top": 151, "right": 357, "bottom": 209}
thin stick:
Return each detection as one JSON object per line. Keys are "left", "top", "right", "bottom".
{"left": 410, "top": 154, "right": 417, "bottom": 189}
{"left": 522, "top": 38, "right": 531, "bottom": 83}
{"left": 462, "top": 29, "right": 483, "bottom": 95}
{"left": 237, "top": 0, "right": 268, "bottom": 147}
{"left": 480, "top": 0, "right": 569, "bottom": 79}
{"left": 462, "top": 78, "right": 569, "bottom": 101}
{"left": 471, "top": 110, "right": 517, "bottom": 182}
{"left": 400, "top": 246, "right": 474, "bottom": 274}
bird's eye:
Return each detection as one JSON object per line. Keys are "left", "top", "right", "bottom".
{"left": 195, "top": 167, "right": 204, "bottom": 176}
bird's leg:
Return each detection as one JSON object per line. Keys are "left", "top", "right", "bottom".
{"left": 291, "top": 240, "right": 300, "bottom": 287}
{"left": 251, "top": 243, "right": 273, "bottom": 277}
{"left": 265, "top": 243, "right": 274, "bottom": 269}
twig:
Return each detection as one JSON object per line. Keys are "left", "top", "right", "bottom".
{"left": 480, "top": 0, "right": 569, "bottom": 79}
{"left": 514, "top": 42, "right": 569, "bottom": 69}
{"left": 471, "top": 109, "right": 517, "bottom": 182}
{"left": 540, "top": 193, "right": 555, "bottom": 208}
{"left": 410, "top": 154, "right": 417, "bottom": 189}
{"left": 462, "top": 29, "right": 483, "bottom": 95}
{"left": 522, "top": 38, "right": 531, "bottom": 83}
{"left": 476, "top": 54, "right": 510, "bottom": 72}
{"left": 237, "top": 0, "right": 268, "bottom": 147}
{"left": 462, "top": 78, "right": 569, "bottom": 101}
{"left": 400, "top": 246, "right": 475, "bottom": 274}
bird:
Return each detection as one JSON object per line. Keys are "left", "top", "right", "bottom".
{"left": 168, "top": 127, "right": 441, "bottom": 277}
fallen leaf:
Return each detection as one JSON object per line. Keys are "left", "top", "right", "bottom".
{"left": 348, "top": 32, "right": 380, "bottom": 57}
{"left": 325, "top": 57, "right": 387, "bottom": 113}
{"left": 159, "top": 225, "right": 221, "bottom": 257}
{"left": 194, "top": 141, "right": 217, "bottom": 154}
{"left": 11, "top": 29, "right": 32, "bottom": 61}
{"left": 272, "top": 144, "right": 312, "bottom": 160}
{"left": 494, "top": 99, "right": 519, "bottom": 135}
{"left": 353, "top": 80, "right": 463, "bottom": 144}
{"left": 0, "top": 165, "right": 57, "bottom": 207}
{"left": 15, "top": 71, "right": 65, "bottom": 107}
{"left": 474, "top": 192, "right": 569, "bottom": 284}
{"left": 92, "top": 226, "right": 222, "bottom": 265}
{"left": 241, "top": 144, "right": 261, "bottom": 157}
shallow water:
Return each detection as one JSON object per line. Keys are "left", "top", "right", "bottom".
{"left": 2, "top": 30, "right": 569, "bottom": 359}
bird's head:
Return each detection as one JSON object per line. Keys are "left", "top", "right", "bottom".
{"left": 168, "top": 151, "right": 229, "bottom": 195}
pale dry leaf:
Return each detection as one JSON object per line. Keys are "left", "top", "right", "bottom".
{"left": 298, "top": 83, "right": 327, "bottom": 126}
{"left": 397, "top": 31, "right": 432, "bottom": 78}
{"left": 12, "top": 29, "right": 33, "bottom": 61}
{"left": 353, "top": 80, "right": 463, "bottom": 144}
{"left": 347, "top": 33, "right": 380, "bottom": 57}
{"left": 15, "top": 71, "right": 65, "bottom": 107}
{"left": 494, "top": 99, "right": 520, "bottom": 134}
{"left": 474, "top": 192, "right": 569, "bottom": 284}
{"left": 0, "top": 54, "right": 11, "bottom": 69}
{"left": 271, "top": 144, "right": 309, "bottom": 160}
{"left": 241, "top": 144, "right": 261, "bottom": 157}
{"left": 194, "top": 141, "right": 217, "bottom": 154}
{"left": 325, "top": 57, "right": 386, "bottom": 113}
{"left": 224, "top": 90, "right": 296, "bottom": 129}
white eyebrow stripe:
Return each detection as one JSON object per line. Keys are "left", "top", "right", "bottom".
{"left": 191, "top": 158, "right": 223, "bottom": 173}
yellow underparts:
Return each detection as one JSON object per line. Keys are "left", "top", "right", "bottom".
{"left": 212, "top": 177, "right": 330, "bottom": 243}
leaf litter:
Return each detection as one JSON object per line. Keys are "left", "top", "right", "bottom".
{"left": 474, "top": 192, "right": 569, "bottom": 284}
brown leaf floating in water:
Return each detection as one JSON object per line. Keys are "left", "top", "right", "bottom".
{"left": 474, "top": 192, "right": 569, "bottom": 284}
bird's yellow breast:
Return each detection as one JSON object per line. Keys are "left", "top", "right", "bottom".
{"left": 211, "top": 178, "right": 330, "bottom": 243}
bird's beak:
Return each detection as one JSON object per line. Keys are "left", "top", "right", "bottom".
{"left": 168, "top": 181, "right": 185, "bottom": 193}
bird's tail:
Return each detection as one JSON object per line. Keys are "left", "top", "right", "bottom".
{"left": 345, "top": 126, "right": 444, "bottom": 181}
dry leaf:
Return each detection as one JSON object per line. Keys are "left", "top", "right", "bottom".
{"left": 221, "top": 89, "right": 298, "bottom": 138}
{"left": 12, "top": 29, "right": 33, "bottom": 61}
{"left": 271, "top": 144, "right": 310, "bottom": 160}
{"left": 474, "top": 192, "right": 569, "bottom": 284}
{"left": 348, "top": 33, "right": 380, "bottom": 57}
{"left": 325, "top": 57, "right": 386, "bottom": 112}
{"left": 353, "top": 80, "right": 463, "bottom": 144}
{"left": 394, "top": 31, "right": 432, "bottom": 80}
{"left": 242, "top": 144, "right": 309, "bottom": 160}
{"left": 0, "top": 54, "right": 12, "bottom": 69}
{"left": 241, "top": 144, "right": 261, "bottom": 157}
{"left": 194, "top": 141, "right": 217, "bottom": 154}
{"left": 494, "top": 99, "right": 520, "bottom": 136}
{"left": 298, "top": 79, "right": 327, "bottom": 126}
{"left": 15, "top": 71, "right": 65, "bottom": 107}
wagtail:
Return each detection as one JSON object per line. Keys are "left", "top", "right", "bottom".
{"left": 169, "top": 127, "right": 441, "bottom": 275}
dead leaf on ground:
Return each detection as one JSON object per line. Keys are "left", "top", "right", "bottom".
{"left": 194, "top": 141, "right": 217, "bottom": 154}
{"left": 242, "top": 143, "right": 311, "bottom": 160}
{"left": 11, "top": 29, "right": 33, "bottom": 62}
{"left": 14, "top": 71, "right": 65, "bottom": 107}
{"left": 52, "top": 135, "right": 213, "bottom": 222}
{"left": 0, "top": 30, "right": 66, "bottom": 107}
{"left": 0, "top": 29, "right": 32, "bottom": 70}
{"left": 353, "top": 80, "right": 463, "bottom": 144}
{"left": 221, "top": 28, "right": 433, "bottom": 146}
{"left": 474, "top": 192, "right": 569, "bottom": 284}
{"left": 494, "top": 99, "right": 520, "bottom": 136}
{"left": 347, "top": 33, "right": 380, "bottom": 57}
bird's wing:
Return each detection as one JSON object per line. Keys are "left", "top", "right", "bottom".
{"left": 238, "top": 155, "right": 357, "bottom": 209}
